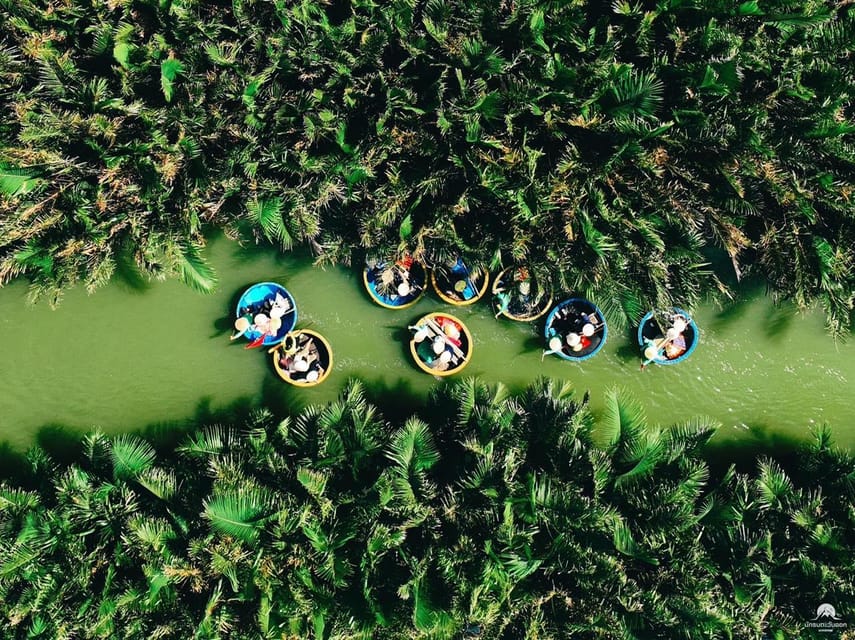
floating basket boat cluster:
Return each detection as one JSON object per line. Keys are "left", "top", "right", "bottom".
{"left": 232, "top": 282, "right": 333, "bottom": 387}
{"left": 227, "top": 263, "right": 699, "bottom": 385}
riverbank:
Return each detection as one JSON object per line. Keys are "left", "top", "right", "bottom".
{"left": 1, "top": 234, "right": 852, "bottom": 452}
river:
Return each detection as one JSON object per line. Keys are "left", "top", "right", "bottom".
{"left": 1, "top": 233, "right": 852, "bottom": 453}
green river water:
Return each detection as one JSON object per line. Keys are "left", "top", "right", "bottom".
{"left": 1, "top": 234, "right": 852, "bottom": 454}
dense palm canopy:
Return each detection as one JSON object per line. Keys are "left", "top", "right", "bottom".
{"left": 0, "top": 0, "right": 853, "bottom": 330}
{"left": 0, "top": 379, "right": 852, "bottom": 638}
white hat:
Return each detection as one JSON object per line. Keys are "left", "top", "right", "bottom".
{"left": 582, "top": 323, "right": 595, "bottom": 337}
{"left": 305, "top": 370, "right": 319, "bottom": 382}
{"left": 397, "top": 282, "right": 411, "bottom": 296}
{"left": 566, "top": 332, "right": 581, "bottom": 346}
{"left": 254, "top": 313, "right": 270, "bottom": 327}
{"left": 548, "top": 336, "right": 562, "bottom": 351}
{"left": 673, "top": 318, "right": 687, "bottom": 333}
{"left": 270, "top": 305, "right": 286, "bottom": 319}
{"left": 413, "top": 328, "right": 428, "bottom": 342}
{"left": 666, "top": 327, "right": 679, "bottom": 340}
{"left": 432, "top": 338, "right": 445, "bottom": 354}
{"left": 294, "top": 358, "right": 310, "bottom": 372}
{"left": 644, "top": 346, "right": 659, "bottom": 360}
{"left": 439, "top": 350, "right": 452, "bottom": 363}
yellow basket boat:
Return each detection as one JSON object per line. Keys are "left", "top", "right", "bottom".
{"left": 409, "top": 312, "right": 473, "bottom": 376}
{"left": 272, "top": 330, "right": 333, "bottom": 387}
{"left": 431, "top": 258, "right": 489, "bottom": 306}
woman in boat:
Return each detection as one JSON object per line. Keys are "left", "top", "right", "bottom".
{"left": 409, "top": 312, "right": 473, "bottom": 376}
{"left": 233, "top": 283, "right": 297, "bottom": 348}
{"left": 542, "top": 298, "right": 607, "bottom": 361}
{"left": 492, "top": 266, "right": 552, "bottom": 321}
{"left": 638, "top": 308, "right": 698, "bottom": 368}
{"left": 273, "top": 330, "right": 333, "bottom": 386}
{"left": 364, "top": 256, "right": 427, "bottom": 309}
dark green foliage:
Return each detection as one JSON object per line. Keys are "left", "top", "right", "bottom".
{"left": 0, "top": 379, "right": 852, "bottom": 638}
{"left": 0, "top": 0, "right": 853, "bottom": 331}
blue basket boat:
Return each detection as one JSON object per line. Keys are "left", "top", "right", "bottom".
{"left": 235, "top": 282, "right": 297, "bottom": 347}
{"left": 363, "top": 258, "right": 428, "bottom": 309}
{"left": 431, "top": 257, "right": 489, "bottom": 306}
{"left": 637, "top": 308, "right": 699, "bottom": 366}
{"left": 543, "top": 298, "right": 608, "bottom": 361}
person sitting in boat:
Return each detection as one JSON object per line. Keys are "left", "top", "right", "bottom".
{"left": 665, "top": 331, "right": 687, "bottom": 359}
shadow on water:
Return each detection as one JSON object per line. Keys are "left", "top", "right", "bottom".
{"left": 361, "top": 376, "right": 427, "bottom": 425}
{"left": 0, "top": 377, "right": 824, "bottom": 492}
{"left": 614, "top": 326, "right": 641, "bottom": 362}
{"left": 259, "top": 374, "right": 310, "bottom": 418}
{"left": 762, "top": 300, "right": 798, "bottom": 342}
{"left": 705, "top": 275, "right": 804, "bottom": 343}
{"left": 521, "top": 333, "right": 542, "bottom": 356}
{"left": 36, "top": 424, "right": 85, "bottom": 466}
{"left": 707, "top": 277, "right": 766, "bottom": 332}
{"left": 0, "top": 395, "right": 262, "bottom": 483}
{"left": 113, "top": 245, "right": 152, "bottom": 294}
{"left": 0, "top": 442, "right": 31, "bottom": 481}
{"left": 704, "top": 421, "right": 803, "bottom": 476}
{"left": 228, "top": 231, "right": 294, "bottom": 268}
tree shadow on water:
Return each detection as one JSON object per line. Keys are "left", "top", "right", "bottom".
{"left": 36, "top": 424, "right": 86, "bottom": 466}
{"left": 361, "top": 376, "right": 427, "bottom": 425}
{"left": 613, "top": 326, "right": 641, "bottom": 363}
{"left": 762, "top": 300, "right": 798, "bottom": 342}
{"left": 0, "top": 442, "right": 31, "bottom": 482}
{"left": 704, "top": 420, "right": 803, "bottom": 476}
{"left": 113, "top": 245, "right": 152, "bottom": 294}
{"left": 707, "top": 278, "right": 767, "bottom": 333}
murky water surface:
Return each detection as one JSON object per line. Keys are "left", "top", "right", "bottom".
{"left": 1, "top": 235, "right": 851, "bottom": 451}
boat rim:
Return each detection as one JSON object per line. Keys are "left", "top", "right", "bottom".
{"left": 636, "top": 307, "right": 699, "bottom": 365}
{"left": 409, "top": 311, "right": 473, "bottom": 376}
{"left": 363, "top": 262, "right": 428, "bottom": 310}
{"left": 431, "top": 264, "right": 490, "bottom": 307}
{"left": 543, "top": 297, "right": 608, "bottom": 361}
{"left": 235, "top": 282, "right": 297, "bottom": 346}
{"left": 491, "top": 266, "right": 553, "bottom": 322}
{"left": 272, "top": 329, "right": 334, "bottom": 386}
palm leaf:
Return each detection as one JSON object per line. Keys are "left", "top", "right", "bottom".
{"left": 0, "top": 164, "right": 43, "bottom": 197}
{"left": 612, "top": 519, "right": 659, "bottom": 565}
{"left": 160, "top": 56, "right": 183, "bottom": 102}
{"left": 177, "top": 242, "right": 218, "bottom": 294}
{"left": 386, "top": 418, "right": 440, "bottom": 476}
{"left": 203, "top": 490, "right": 271, "bottom": 542}
{"left": 110, "top": 435, "right": 156, "bottom": 480}
{"left": 247, "top": 195, "right": 293, "bottom": 248}
{"left": 755, "top": 459, "right": 793, "bottom": 509}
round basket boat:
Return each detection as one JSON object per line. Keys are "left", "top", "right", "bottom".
{"left": 409, "top": 312, "right": 473, "bottom": 376}
{"left": 363, "top": 258, "right": 428, "bottom": 309}
{"left": 431, "top": 258, "right": 489, "bottom": 306}
{"left": 637, "top": 308, "right": 699, "bottom": 366}
{"left": 235, "top": 282, "right": 297, "bottom": 347}
{"left": 491, "top": 266, "right": 553, "bottom": 322}
{"left": 543, "top": 298, "right": 607, "bottom": 361}
{"left": 272, "top": 330, "right": 333, "bottom": 387}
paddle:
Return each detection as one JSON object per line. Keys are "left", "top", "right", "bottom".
{"left": 244, "top": 333, "right": 267, "bottom": 349}
{"left": 424, "top": 318, "right": 466, "bottom": 360}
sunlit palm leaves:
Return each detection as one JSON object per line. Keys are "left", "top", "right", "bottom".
{"left": 0, "top": 382, "right": 853, "bottom": 636}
